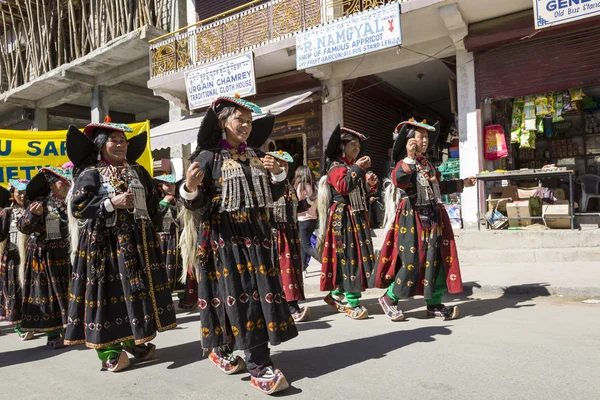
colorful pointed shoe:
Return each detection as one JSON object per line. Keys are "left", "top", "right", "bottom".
{"left": 291, "top": 306, "right": 311, "bottom": 322}
{"left": 101, "top": 351, "right": 131, "bottom": 372}
{"left": 345, "top": 305, "right": 368, "bottom": 320}
{"left": 46, "top": 335, "right": 65, "bottom": 349}
{"left": 426, "top": 304, "right": 460, "bottom": 320}
{"left": 323, "top": 293, "right": 346, "bottom": 313}
{"left": 18, "top": 331, "right": 34, "bottom": 341}
{"left": 378, "top": 294, "right": 405, "bottom": 322}
{"left": 124, "top": 343, "right": 156, "bottom": 361}
{"left": 209, "top": 349, "right": 246, "bottom": 375}
{"left": 250, "top": 367, "right": 289, "bottom": 395}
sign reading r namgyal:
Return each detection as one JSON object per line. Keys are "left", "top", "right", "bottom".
{"left": 296, "top": 3, "right": 402, "bottom": 70}
{"left": 185, "top": 52, "right": 256, "bottom": 110}
{"left": 534, "top": 0, "right": 600, "bottom": 29}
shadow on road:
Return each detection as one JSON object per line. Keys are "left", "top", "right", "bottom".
{"left": 0, "top": 337, "right": 82, "bottom": 368}
{"left": 447, "top": 282, "right": 552, "bottom": 319}
{"left": 271, "top": 326, "right": 452, "bottom": 382}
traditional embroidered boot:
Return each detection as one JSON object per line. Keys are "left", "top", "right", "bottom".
{"left": 250, "top": 366, "right": 289, "bottom": 395}
{"left": 426, "top": 304, "right": 460, "bottom": 320}
{"left": 209, "top": 347, "right": 246, "bottom": 375}
{"left": 291, "top": 306, "right": 311, "bottom": 322}
{"left": 101, "top": 351, "right": 131, "bottom": 372}
{"left": 345, "top": 305, "right": 368, "bottom": 320}
{"left": 378, "top": 294, "right": 405, "bottom": 321}
{"left": 323, "top": 293, "right": 346, "bottom": 312}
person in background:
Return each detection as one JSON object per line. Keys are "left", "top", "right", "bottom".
{"left": 317, "top": 125, "right": 375, "bottom": 320}
{"left": 366, "top": 170, "right": 382, "bottom": 229}
{"left": 269, "top": 151, "right": 310, "bottom": 323}
{"left": 155, "top": 174, "right": 198, "bottom": 310}
{"left": 18, "top": 167, "right": 73, "bottom": 348}
{"left": 0, "top": 181, "right": 28, "bottom": 339}
{"left": 294, "top": 166, "right": 319, "bottom": 274}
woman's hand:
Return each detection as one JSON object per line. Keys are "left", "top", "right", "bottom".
{"left": 185, "top": 162, "right": 205, "bottom": 191}
{"left": 30, "top": 202, "right": 43, "bottom": 216}
{"left": 463, "top": 177, "right": 477, "bottom": 188}
{"left": 356, "top": 156, "right": 371, "bottom": 169}
{"left": 111, "top": 193, "right": 134, "bottom": 209}
{"left": 262, "top": 155, "right": 283, "bottom": 175}
{"left": 163, "top": 195, "right": 176, "bottom": 204}
{"left": 406, "top": 139, "right": 418, "bottom": 159}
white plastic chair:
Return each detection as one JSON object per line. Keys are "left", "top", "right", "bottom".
{"left": 577, "top": 174, "right": 600, "bottom": 212}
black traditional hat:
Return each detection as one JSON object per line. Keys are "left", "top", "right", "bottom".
{"left": 321, "top": 125, "right": 369, "bottom": 174}
{"left": 26, "top": 167, "right": 72, "bottom": 201}
{"left": 0, "top": 185, "right": 11, "bottom": 208}
{"left": 195, "top": 95, "right": 275, "bottom": 151}
{"left": 66, "top": 124, "right": 148, "bottom": 168}
{"left": 391, "top": 118, "right": 440, "bottom": 163}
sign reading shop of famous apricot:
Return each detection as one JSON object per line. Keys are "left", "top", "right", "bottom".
{"left": 296, "top": 3, "right": 402, "bottom": 70}
{"left": 185, "top": 52, "right": 256, "bottom": 110}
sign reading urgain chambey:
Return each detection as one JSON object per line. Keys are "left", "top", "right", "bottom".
{"left": 534, "top": 0, "right": 600, "bottom": 29}
{"left": 185, "top": 52, "right": 256, "bottom": 110}
{"left": 296, "top": 3, "right": 401, "bottom": 70}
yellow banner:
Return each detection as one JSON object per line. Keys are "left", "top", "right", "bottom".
{"left": 0, "top": 121, "right": 153, "bottom": 187}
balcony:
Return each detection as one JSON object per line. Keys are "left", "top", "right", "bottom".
{"left": 149, "top": 0, "right": 397, "bottom": 78}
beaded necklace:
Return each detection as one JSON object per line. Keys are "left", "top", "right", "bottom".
{"left": 415, "top": 157, "right": 442, "bottom": 205}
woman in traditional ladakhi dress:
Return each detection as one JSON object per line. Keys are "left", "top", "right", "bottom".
{"left": 63, "top": 118, "right": 176, "bottom": 372}
{"left": 268, "top": 151, "right": 309, "bottom": 322}
{"left": 317, "top": 125, "right": 375, "bottom": 320}
{"left": 0, "top": 181, "right": 30, "bottom": 339}
{"left": 371, "top": 119, "right": 476, "bottom": 321}
{"left": 17, "top": 167, "right": 72, "bottom": 348}
{"left": 179, "top": 95, "right": 296, "bottom": 395}
{"left": 155, "top": 174, "right": 197, "bottom": 310}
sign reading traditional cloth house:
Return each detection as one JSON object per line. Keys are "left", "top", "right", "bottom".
{"left": 534, "top": 0, "right": 600, "bottom": 29}
{"left": 185, "top": 52, "right": 256, "bottom": 110}
{"left": 296, "top": 3, "right": 402, "bottom": 70}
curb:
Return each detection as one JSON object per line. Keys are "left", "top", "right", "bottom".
{"left": 301, "top": 282, "right": 600, "bottom": 299}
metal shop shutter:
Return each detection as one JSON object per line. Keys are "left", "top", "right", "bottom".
{"left": 476, "top": 27, "right": 600, "bottom": 102}
{"left": 343, "top": 84, "right": 400, "bottom": 180}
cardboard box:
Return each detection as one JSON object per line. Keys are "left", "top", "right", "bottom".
{"left": 487, "top": 185, "right": 518, "bottom": 213}
{"left": 518, "top": 187, "right": 538, "bottom": 199}
{"left": 506, "top": 200, "right": 533, "bottom": 227}
{"left": 543, "top": 200, "right": 571, "bottom": 229}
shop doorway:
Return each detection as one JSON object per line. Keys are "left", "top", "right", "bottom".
{"left": 268, "top": 134, "right": 306, "bottom": 166}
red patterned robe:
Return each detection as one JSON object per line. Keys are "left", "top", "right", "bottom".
{"left": 320, "top": 158, "right": 375, "bottom": 293}
{"left": 371, "top": 157, "right": 463, "bottom": 299}
{"left": 274, "top": 184, "right": 305, "bottom": 302}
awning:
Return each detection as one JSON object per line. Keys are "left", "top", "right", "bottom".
{"left": 150, "top": 89, "right": 318, "bottom": 150}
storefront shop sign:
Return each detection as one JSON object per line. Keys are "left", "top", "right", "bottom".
{"left": 534, "top": 0, "right": 600, "bottom": 29}
{"left": 296, "top": 3, "right": 402, "bottom": 70}
{"left": 185, "top": 52, "right": 256, "bottom": 110}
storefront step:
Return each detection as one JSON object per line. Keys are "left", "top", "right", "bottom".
{"left": 454, "top": 229, "right": 600, "bottom": 250}
{"left": 459, "top": 248, "right": 600, "bottom": 265}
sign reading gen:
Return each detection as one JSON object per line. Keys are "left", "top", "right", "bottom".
{"left": 534, "top": 0, "right": 600, "bottom": 29}
{"left": 296, "top": 3, "right": 402, "bottom": 70}
{"left": 185, "top": 52, "right": 256, "bottom": 110}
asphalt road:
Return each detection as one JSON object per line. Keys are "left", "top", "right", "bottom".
{"left": 1, "top": 292, "right": 599, "bottom": 400}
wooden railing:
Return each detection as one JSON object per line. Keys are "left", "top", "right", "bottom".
{"left": 150, "top": 0, "right": 394, "bottom": 78}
